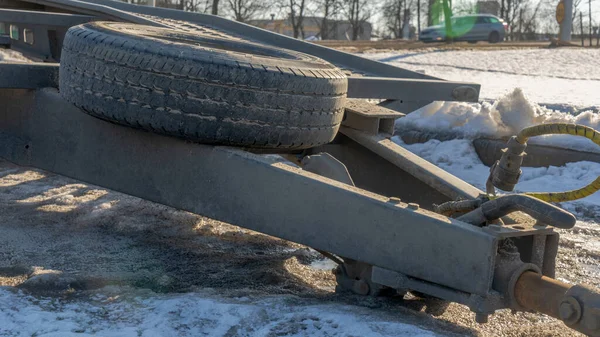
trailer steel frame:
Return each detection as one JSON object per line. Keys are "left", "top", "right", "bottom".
{"left": 1, "top": 1, "right": 599, "bottom": 335}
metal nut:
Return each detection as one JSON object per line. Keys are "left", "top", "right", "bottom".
{"left": 559, "top": 297, "right": 582, "bottom": 325}
{"left": 388, "top": 197, "right": 401, "bottom": 204}
{"left": 559, "top": 302, "right": 575, "bottom": 320}
{"left": 407, "top": 203, "right": 419, "bottom": 210}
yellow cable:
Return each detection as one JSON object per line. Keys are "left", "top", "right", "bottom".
{"left": 515, "top": 123, "right": 600, "bottom": 203}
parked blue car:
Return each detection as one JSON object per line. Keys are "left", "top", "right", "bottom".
{"left": 419, "top": 14, "right": 508, "bottom": 43}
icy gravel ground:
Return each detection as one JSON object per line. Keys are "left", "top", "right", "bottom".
{"left": 0, "top": 162, "right": 457, "bottom": 337}
{"left": 0, "top": 287, "right": 437, "bottom": 337}
{"left": 364, "top": 48, "right": 600, "bottom": 106}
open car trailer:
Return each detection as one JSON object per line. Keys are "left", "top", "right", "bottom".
{"left": 0, "top": 0, "right": 599, "bottom": 335}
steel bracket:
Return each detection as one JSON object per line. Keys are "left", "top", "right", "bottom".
{"left": 342, "top": 99, "right": 404, "bottom": 136}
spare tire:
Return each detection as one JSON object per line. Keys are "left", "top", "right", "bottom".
{"left": 59, "top": 22, "right": 347, "bottom": 150}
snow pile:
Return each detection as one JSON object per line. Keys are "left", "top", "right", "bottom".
{"left": 397, "top": 88, "right": 600, "bottom": 152}
{"left": 0, "top": 49, "right": 32, "bottom": 63}
{"left": 0, "top": 288, "right": 438, "bottom": 337}
{"left": 393, "top": 137, "right": 600, "bottom": 208}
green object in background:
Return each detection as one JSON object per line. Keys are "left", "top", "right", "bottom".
{"left": 448, "top": 16, "right": 476, "bottom": 38}
{"left": 10, "top": 24, "right": 19, "bottom": 40}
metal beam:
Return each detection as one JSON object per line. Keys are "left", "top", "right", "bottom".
{"left": 347, "top": 77, "right": 481, "bottom": 102}
{"left": 0, "top": 87, "right": 499, "bottom": 296}
{"left": 340, "top": 127, "right": 483, "bottom": 201}
{"left": 0, "top": 8, "right": 96, "bottom": 27}
{"left": 0, "top": 63, "right": 58, "bottom": 88}
{"left": 17, "top": 0, "right": 169, "bottom": 27}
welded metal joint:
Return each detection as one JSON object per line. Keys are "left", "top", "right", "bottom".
{"left": 342, "top": 99, "right": 404, "bottom": 136}
{"left": 492, "top": 240, "right": 541, "bottom": 310}
{"left": 300, "top": 152, "right": 355, "bottom": 186}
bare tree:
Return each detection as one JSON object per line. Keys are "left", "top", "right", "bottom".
{"left": 279, "top": 0, "right": 308, "bottom": 38}
{"left": 342, "top": 0, "right": 372, "bottom": 40}
{"left": 182, "top": 0, "right": 212, "bottom": 12}
{"left": 427, "top": 0, "right": 443, "bottom": 25}
{"left": 382, "top": 0, "right": 414, "bottom": 38}
{"left": 314, "top": 0, "right": 341, "bottom": 39}
{"left": 442, "top": 0, "right": 452, "bottom": 41}
{"left": 572, "top": 0, "right": 584, "bottom": 24}
{"left": 212, "top": 0, "right": 220, "bottom": 14}
{"left": 417, "top": 0, "right": 421, "bottom": 33}
{"left": 227, "top": 0, "right": 265, "bottom": 21}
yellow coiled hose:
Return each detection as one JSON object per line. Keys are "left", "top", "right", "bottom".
{"left": 516, "top": 123, "right": 600, "bottom": 202}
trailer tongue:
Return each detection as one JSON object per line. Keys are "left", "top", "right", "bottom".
{"left": 0, "top": 1, "right": 599, "bottom": 335}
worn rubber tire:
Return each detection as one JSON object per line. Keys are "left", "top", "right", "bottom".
{"left": 488, "top": 31, "right": 500, "bottom": 44}
{"left": 59, "top": 22, "right": 347, "bottom": 150}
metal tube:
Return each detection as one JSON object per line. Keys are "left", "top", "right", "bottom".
{"left": 457, "top": 194, "right": 576, "bottom": 229}
{"left": 514, "top": 271, "right": 569, "bottom": 319}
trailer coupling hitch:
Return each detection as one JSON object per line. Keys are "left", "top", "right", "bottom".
{"left": 495, "top": 242, "right": 600, "bottom": 337}
{"left": 516, "top": 272, "right": 600, "bottom": 336}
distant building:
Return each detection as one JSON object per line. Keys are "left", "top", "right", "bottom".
{"left": 249, "top": 16, "right": 372, "bottom": 40}
{"left": 476, "top": 1, "right": 500, "bottom": 16}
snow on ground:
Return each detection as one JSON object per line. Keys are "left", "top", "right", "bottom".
{"left": 0, "top": 48, "right": 32, "bottom": 63}
{"left": 0, "top": 287, "right": 437, "bottom": 337}
{"left": 396, "top": 88, "right": 600, "bottom": 152}
{"left": 392, "top": 137, "right": 600, "bottom": 210}
{"left": 365, "top": 48, "right": 600, "bottom": 107}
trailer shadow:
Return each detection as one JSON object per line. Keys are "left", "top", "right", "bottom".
{"left": 0, "top": 159, "right": 478, "bottom": 336}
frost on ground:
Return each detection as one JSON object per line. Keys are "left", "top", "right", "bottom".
{"left": 0, "top": 48, "right": 32, "bottom": 63}
{"left": 365, "top": 48, "right": 600, "bottom": 106}
{"left": 0, "top": 161, "right": 460, "bottom": 337}
{"left": 0, "top": 286, "right": 438, "bottom": 337}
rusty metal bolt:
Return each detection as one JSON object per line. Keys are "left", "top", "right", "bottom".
{"left": 388, "top": 197, "right": 401, "bottom": 204}
{"left": 407, "top": 203, "right": 420, "bottom": 210}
